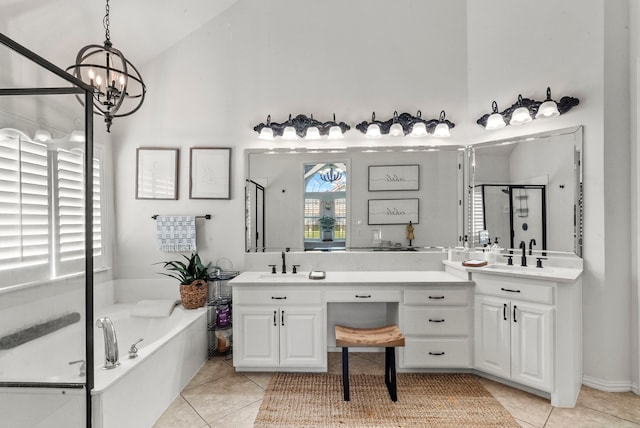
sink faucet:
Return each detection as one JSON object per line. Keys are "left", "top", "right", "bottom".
{"left": 96, "top": 317, "right": 120, "bottom": 369}
{"left": 529, "top": 238, "right": 536, "bottom": 255}
{"left": 519, "top": 241, "right": 527, "bottom": 267}
{"left": 281, "top": 250, "right": 287, "bottom": 274}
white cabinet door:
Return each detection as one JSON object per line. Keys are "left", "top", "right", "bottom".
{"left": 474, "top": 295, "right": 510, "bottom": 378}
{"left": 234, "top": 306, "right": 279, "bottom": 367}
{"left": 511, "top": 301, "right": 553, "bottom": 391}
{"left": 280, "top": 307, "right": 325, "bottom": 368}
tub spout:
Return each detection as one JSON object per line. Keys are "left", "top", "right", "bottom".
{"left": 96, "top": 317, "right": 120, "bottom": 369}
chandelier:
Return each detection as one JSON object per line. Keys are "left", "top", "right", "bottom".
{"left": 66, "top": 0, "right": 146, "bottom": 132}
{"left": 319, "top": 165, "right": 343, "bottom": 183}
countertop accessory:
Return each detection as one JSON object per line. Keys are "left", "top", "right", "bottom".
{"left": 462, "top": 259, "right": 488, "bottom": 267}
{"left": 309, "top": 271, "right": 326, "bottom": 280}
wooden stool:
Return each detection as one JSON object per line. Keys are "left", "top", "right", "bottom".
{"left": 335, "top": 324, "right": 405, "bottom": 402}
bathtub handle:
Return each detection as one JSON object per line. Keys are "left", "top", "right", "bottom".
{"left": 129, "top": 339, "right": 144, "bottom": 359}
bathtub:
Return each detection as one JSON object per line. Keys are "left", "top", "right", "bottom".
{"left": 0, "top": 302, "right": 208, "bottom": 428}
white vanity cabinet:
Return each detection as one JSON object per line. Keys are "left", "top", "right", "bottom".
{"left": 472, "top": 271, "right": 582, "bottom": 407}
{"left": 233, "top": 287, "right": 325, "bottom": 370}
{"left": 400, "top": 287, "right": 473, "bottom": 369}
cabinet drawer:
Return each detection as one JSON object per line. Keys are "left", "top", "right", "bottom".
{"left": 234, "top": 289, "right": 322, "bottom": 305}
{"left": 325, "top": 289, "right": 401, "bottom": 302}
{"left": 401, "top": 338, "right": 471, "bottom": 368}
{"left": 474, "top": 274, "right": 553, "bottom": 304}
{"left": 404, "top": 289, "right": 470, "bottom": 306}
{"left": 402, "top": 307, "right": 470, "bottom": 336}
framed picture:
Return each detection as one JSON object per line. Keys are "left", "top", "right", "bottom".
{"left": 368, "top": 198, "right": 419, "bottom": 225}
{"left": 368, "top": 164, "right": 420, "bottom": 191}
{"left": 136, "top": 147, "right": 179, "bottom": 200}
{"left": 190, "top": 147, "right": 231, "bottom": 199}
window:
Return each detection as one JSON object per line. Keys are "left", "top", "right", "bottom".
{"left": 0, "top": 129, "right": 103, "bottom": 286}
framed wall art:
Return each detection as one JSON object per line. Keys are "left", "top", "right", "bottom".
{"left": 368, "top": 198, "right": 419, "bottom": 225}
{"left": 368, "top": 164, "right": 419, "bottom": 191}
{"left": 136, "top": 147, "right": 179, "bottom": 200}
{"left": 189, "top": 147, "right": 231, "bottom": 199}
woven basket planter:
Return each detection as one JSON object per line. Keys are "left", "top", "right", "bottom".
{"left": 180, "top": 279, "right": 208, "bottom": 309}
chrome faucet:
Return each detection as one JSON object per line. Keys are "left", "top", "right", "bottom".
{"left": 96, "top": 317, "right": 120, "bottom": 369}
{"left": 519, "top": 241, "right": 527, "bottom": 267}
{"left": 529, "top": 238, "right": 536, "bottom": 255}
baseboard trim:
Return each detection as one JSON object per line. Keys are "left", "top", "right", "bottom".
{"left": 582, "top": 375, "right": 634, "bottom": 392}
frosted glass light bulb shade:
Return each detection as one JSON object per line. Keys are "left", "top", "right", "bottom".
{"left": 486, "top": 113, "right": 506, "bottom": 130}
{"left": 535, "top": 100, "right": 560, "bottom": 119}
{"left": 305, "top": 126, "right": 321, "bottom": 140}
{"left": 34, "top": 130, "right": 52, "bottom": 142}
{"left": 366, "top": 123, "right": 382, "bottom": 138}
{"left": 389, "top": 123, "right": 404, "bottom": 137}
{"left": 282, "top": 126, "right": 298, "bottom": 140}
{"left": 328, "top": 125, "right": 344, "bottom": 140}
{"left": 433, "top": 123, "right": 450, "bottom": 138}
{"left": 510, "top": 107, "right": 532, "bottom": 125}
{"left": 69, "top": 130, "right": 85, "bottom": 143}
{"left": 258, "top": 127, "right": 274, "bottom": 141}
{"left": 411, "top": 122, "right": 427, "bottom": 137}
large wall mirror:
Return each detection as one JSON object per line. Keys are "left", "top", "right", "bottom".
{"left": 246, "top": 146, "right": 463, "bottom": 252}
{"left": 468, "top": 126, "right": 583, "bottom": 256}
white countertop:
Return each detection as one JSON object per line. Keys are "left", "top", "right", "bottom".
{"left": 229, "top": 270, "right": 472, "bottom": 286}
{"left": 442, "top": 260, "right": 582, "bottom": 282}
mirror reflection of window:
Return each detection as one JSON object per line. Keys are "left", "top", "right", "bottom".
{"left": 304, "top": 163, "right": 347, "bottom": 251}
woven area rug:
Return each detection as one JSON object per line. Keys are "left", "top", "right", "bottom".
{"left": 254, "top": 373, "right": 520, "bottom": 428}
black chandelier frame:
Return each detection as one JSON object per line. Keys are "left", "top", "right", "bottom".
{"left": 254, "top": 114, "right": 351, "bottom": 139}
{"left": 355, "top": 110, "right": 455, "bottom": 136}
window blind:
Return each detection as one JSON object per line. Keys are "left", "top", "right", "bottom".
{"left": 0, "top": 133, "right": 49, "bottom": 269}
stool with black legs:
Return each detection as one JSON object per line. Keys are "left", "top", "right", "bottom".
{"left": 335, "top": 324, "right": 405, "bottom": 402}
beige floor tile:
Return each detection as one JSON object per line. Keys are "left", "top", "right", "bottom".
{"left": 515, "top": 418, "right": 540, "bottom": 428}
{"left": 208, "top": 399, "right": 262, "bottom": 428}
{"left": 577, "top": 385, "right": 640, "bottom": 424}
{"left": 546, "top": 405, "right": 640, "bottom": 427}
{"left": 327, "top": 353, "right": 384, "bottom": 375}
{"left": 478, "top": 377, "right": 552, "bottom": 427}
{"left": 357, "top": 351, "right": 386, "bottom": 366}
{"left": 182, "top": 372, "right": 265, "bottom": 423}
{"left": 151, "top": 395, "right": 207, "bottom": 428}
{"left": 244, "top": 371, "right": 273, "bottom": 389}
{"left": 182, "top": 357, "right": 235, "bottom": 391}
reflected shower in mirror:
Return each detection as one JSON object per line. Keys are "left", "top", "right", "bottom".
{"left": 469, "top": 126, "right": 583, "bottom": 256}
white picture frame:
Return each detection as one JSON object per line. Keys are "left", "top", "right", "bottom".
{"left": 368, "top": 198, "right": 419, "bottom": 225}
{"left": 189, "top": 147, "right": 231, "bottom": 199}
{"left": 368, "top": 164, "right": 420, "bottom": 191}
{"left": 136, "top": 147, "right": 179, "bottom": 200}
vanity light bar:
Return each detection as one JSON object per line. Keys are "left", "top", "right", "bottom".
{"left": 355, "top": 110, "right": 455, "bottom": 138}
{"left": 254, "top": 114, "right": 351, "bottom": 141}
{"left": 476, "top": 87, "right": 580, "bottom": 130}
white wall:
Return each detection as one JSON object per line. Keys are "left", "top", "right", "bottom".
{"left": 110, "top": 0, "right": 637, "bottom": 390}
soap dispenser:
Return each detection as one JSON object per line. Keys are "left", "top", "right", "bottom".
{"left": 489, "top": 237, "right": 501, "bottom": 264}
{"left": 463, "top": 235, "right": 469, "bottom": 251}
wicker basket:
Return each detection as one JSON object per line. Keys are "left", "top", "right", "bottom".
{"left": 180, "top": 279, "right": 208, "bottom": 309}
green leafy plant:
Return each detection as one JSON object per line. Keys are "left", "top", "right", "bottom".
{"left": 156, "top": 252, "right": 211, "bottom": 285}
{"left": 318, "top": 215, "right": 336, "bottom": 231}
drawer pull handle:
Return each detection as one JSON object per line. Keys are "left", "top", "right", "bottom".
{"left": 281, "top": 310, "right": 285, "bottom": 326}
{"left": 428, "top": 296, "right": 445, "bottom": 300}
{"left": 500, "top": 287, "right": 521, "bottom": 293}
{"left": 503, "top": 303, "right": 507, "bottom": 321}
{"left": 428, "top": 351, "right": 445, "bottom": 356}
{"left": 355, "top": 295, "right": 371, "bottom": 298}
{"left": 271, "top": 296, "right": 287, "bottom": 300}
{"left": 428, "top": 318, "right": 445, "bottom": 323}
{"left": 513, "top": 305, "right": 518, "bottom": 323}
{"left": 273, "top": 310, "right": 277, "bottom": 326}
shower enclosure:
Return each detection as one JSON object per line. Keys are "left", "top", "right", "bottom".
{"left": 0, "top": 34, "right": 95, "bottom": 427}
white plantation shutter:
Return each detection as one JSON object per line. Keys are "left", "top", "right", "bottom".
{"left": 92, "top": 156, "right": 102, "bottom": 258}
{"left": 0, "top": 131, "right": 49, "bottom": 270}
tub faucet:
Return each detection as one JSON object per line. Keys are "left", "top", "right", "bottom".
{"left": 519, "top": 241, "right": 527, "bottom": 267}
{"left": 529, "top": 238, "right": 536, "bottom": 255}
{"left": 96, "top": 317, "right": 120, "bottom": 369}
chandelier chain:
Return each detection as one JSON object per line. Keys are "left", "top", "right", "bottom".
{"left": 103, "top": 0, "right": 111, "bottom": 42}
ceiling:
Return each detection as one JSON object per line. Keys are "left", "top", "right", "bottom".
{"left": 0, "top": 0, "right": 239, "bottom": 68}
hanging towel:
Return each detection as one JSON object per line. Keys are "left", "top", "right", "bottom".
{"left": 156, "top": 215, "right": 197, "bottom": 252}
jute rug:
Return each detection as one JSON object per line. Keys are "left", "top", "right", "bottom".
{"left": 254, "top": 373, "right": 520, "bottom": 427}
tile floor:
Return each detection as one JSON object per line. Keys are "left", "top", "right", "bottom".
{"left": 153, "top": 353, "right": 640, "bottom": 428}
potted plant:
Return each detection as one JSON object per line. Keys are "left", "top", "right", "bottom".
{"left": 318, "top": 215, "right": 335, "bottom": 241}
{"left": 156, "top": 252, "right": 212, "bottom": 309}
